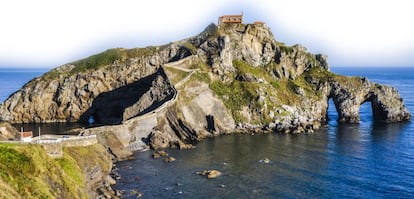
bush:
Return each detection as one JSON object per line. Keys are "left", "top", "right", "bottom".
{"left": 71, "top": 49, "right": 122, "bottom": 74}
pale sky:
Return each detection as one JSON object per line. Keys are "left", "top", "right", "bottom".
{"left": 0, "top": 0, "right": 413, "bottom": 68}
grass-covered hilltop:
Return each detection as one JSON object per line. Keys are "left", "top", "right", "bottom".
{"left": 0, "top": 22, "right": 411, "bottom": 149}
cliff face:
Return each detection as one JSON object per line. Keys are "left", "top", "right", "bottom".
{"left": 0, "top": 143, "right": 112, "bottom": 199}
{"left": 0, "top": 23, "right": 411, "bottom": 149}
{"left": 0, "top": 45, "right": 180, "bottom": 123}
{"left": 0, "top": 122, "right": 19, "bottom": 140}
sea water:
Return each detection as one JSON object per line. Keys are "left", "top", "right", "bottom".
{"left": 113, "top": 67, "right": 414, "bottom": 199}
{"left": 0, "top": 68, "right": 81, "bottom": 134}
{"left": 1, "top": 67, "right": 413, "bottom": 198}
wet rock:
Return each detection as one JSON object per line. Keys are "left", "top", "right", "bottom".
{"left": 130, "top": 189, "right": 143, "bottom": 198}
{"left": 115, "top": 190, "right": 122, "bottom": 197}
{"left": 259, "top": 158, "right": 270, "bottom": 164}
{"left": 148, "top": 131, "right": 172, "bottom": 150}
{"left": 164, "top": 156, "right": 176, "bottom": 163}
{"left": 196, "top": 170, "right": 222, "bottom": 179}
{"left": 152, "top": 150, "right": 168, "bottom": 159}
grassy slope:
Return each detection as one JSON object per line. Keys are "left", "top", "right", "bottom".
{"left": 0, "top": 143, "right": 109, "bottom": 199}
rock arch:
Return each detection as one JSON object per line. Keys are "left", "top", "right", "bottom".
{"left": 327, "top": 78, "right": 410, "bottom": 123}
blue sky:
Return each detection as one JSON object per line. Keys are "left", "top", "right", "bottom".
{"left": 0, "top": 0, "right": 413, "bottom": 68}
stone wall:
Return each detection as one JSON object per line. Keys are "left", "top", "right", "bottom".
{"left": 40, "top": 141, "right": 63, "bottom": 158}
{"left": 39, "top": 135, "right": 97, "bottom": 158}
{"left": 60, "top": 135, "right": 98, "bottom": 147}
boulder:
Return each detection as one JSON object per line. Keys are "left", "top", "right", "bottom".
{"left": 197, "top": 170, "right": 222, "bottom": 179}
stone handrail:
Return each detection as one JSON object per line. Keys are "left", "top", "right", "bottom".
{"left": 38, "top": 139, "right": 61, "bottom": 144}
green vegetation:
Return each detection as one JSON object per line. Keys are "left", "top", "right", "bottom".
{"left": 119, "top": 46, "right": 160, "bottom": 60}
{"left": 233, "top": 60, "right": 273, "bottom": 82}
{"left": 42, "top": 70, "right": 61, "bottom": 81}
{"left": 208, "top": 59, "right": 333, "bottom": 123}
{"left": 190, "top": 61, "right": 210, "bottom": 72}
{"left": 71, "top": 49, "right": 122, "bottom": 74}
{"left": 57, "top": 155, "right": 84, "bottom": 186}
{"left": 270, "top": 80, "right": 301, "bottom": 105}
{"left": 42, "top": 46, "right": 161, "bottom": 80}
{"left": 210, "top": 80, "right": 260, "bottom": 122}
{"left": 191, "top": 71, "right": 211, "bottom": 83}
{"left": 164, "top": 67, "right": 190, "bottom": 85}
{"left": 64, "top": 144, "right": 111, "bottom": 177}
{"left": 279, "top": 44, "right": 295, "bottom": 54}
{"left": 181, "top": 42, "right": 197, "bottom": 55}
{"left": 305, "top": 66, "right": 363, "bottom": 89}
{"left": 0, "top": 143, "right": 110, "bottom": 198}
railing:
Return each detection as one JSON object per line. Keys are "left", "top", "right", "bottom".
{"left": 38, "top": 139, "right": 61, "bottom": 144}
{"left": 58, "top": 135, "right": 96, "bottom": 141}
{"left": 36, "top": 135, "right": 97, "bottom": 145}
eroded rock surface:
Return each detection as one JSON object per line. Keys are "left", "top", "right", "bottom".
{"left": 0, "top": 122, "right": 19, "bottom": 140}
{"left": 0, "top": 23, "right": 410, "bottom": 151}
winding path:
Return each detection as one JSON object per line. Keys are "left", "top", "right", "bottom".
{"left": 123, "top": 56, "right": 197, "bottom": 124}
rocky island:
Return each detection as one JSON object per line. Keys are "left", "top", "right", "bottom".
{"left": 0, "top": 21, "right": 411, "bottom": 197}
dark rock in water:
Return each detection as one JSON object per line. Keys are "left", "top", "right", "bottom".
{"left": 196, "top": 170, "right": 222, "bottom": 179}
{"left": 259, "top": 158, "right": 270, "bottom": 164}
{"left": 130, "top": 189, "right": 143, "bottom": 198}
{"left": 115, "top": 190, "right": 122, "bottom": 197}
{"left": 152, "top": 150, "right": 168, "bottom": 159}
{"left": 164, "top": 156, "right": 176, "bottom": 163}
{"left": 149, "top": 131, "right": 173, "bottom": 150}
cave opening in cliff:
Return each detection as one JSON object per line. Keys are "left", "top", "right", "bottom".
{"left": 327, "top": 98, "right": 338, "bottom": 123}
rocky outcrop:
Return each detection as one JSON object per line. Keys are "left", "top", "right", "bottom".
{"left": 0, "top": 46, "right": 182, "bottom": 123}
{"left": 0, "top": 23, "right": 410, "bottom": 151}
{"left": 0, "top": 122, "right": 19, "bottom": 140}
{"left": 79, "top": 67, "right": 175, "bottom": 125}
{"left": 328, "top": 78, "right": 411, "bottom": 123}
{"left": 194, "top": 24, "right": 327, "bottom": 80}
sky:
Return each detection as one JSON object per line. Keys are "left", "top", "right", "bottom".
{"left": 0, "top": 0, "right": 413, "bottom": 68}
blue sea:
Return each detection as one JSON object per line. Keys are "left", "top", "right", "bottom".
{"left": 1, "top": 67, "right": 413, "bottom": 198}
{"left": 0, "top": 68, "right": 47, "bottom": 103}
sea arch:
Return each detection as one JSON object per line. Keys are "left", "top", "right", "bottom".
{"left": 326, "top": 79, "right": 410, "bottom": 124}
